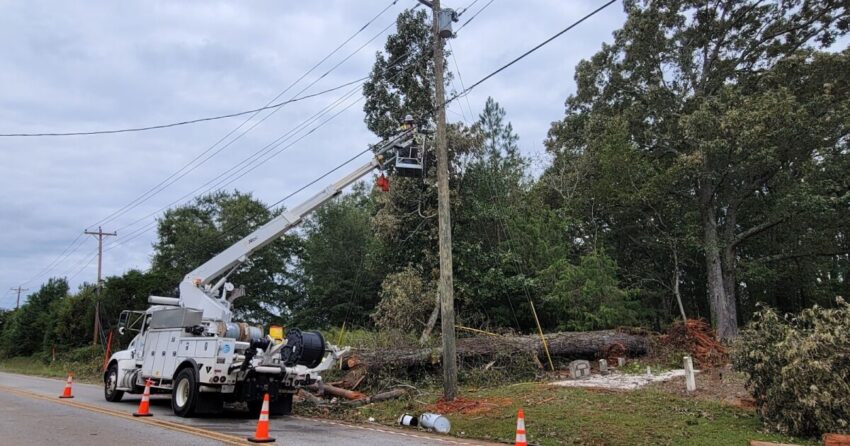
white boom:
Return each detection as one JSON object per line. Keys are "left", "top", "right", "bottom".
{"left": 177, "top": 130, "right": 414, "bottom": 322}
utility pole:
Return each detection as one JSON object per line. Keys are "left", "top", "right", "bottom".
{"left": 425, "top": 0, "right": 458, "bottom": 401}
{"left": 84, "top": 226, "right": 116, "bottom": 346}
{"left": 10, "top": 286, "right": 28, "bottom": 309}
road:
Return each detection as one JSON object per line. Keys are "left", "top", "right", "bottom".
{"left": 0, "top": 372, "right": 498, "bottom": 446}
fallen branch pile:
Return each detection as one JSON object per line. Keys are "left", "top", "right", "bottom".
{"left": 658, "top": 319, "right": 726, "bottom": 368}
{"left": 297, "top": 382, "right": 408, "bottom": 408}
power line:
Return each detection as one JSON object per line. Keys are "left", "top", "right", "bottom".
{"left": 104, "top": 30, "right": 427, "bottom": 251}
{"left": 456, "top": 0, "right": 496, "bottom": 31}
{"left": 20, "top": 2, "right": 412, "bottom": 287}
{"left": 20, "top": 234, "right": 92, "bottom": 289}
{"left": 448, "top": 40, "right": 476, "bottom": 121}
{"left": 0, "top": 1, "right": 402, "bottom": 139}
{"left": 456, "top": 0, "right": 481, "bottom": 17}
{"left": 0, "top": 79, "right": 368, "bottom": 138}
{"left": 104, "top": 86, "right": 370, "bottom": 252}
{"left": 108, "top": 59, "right": 381, "bottom": 242}
{"left": 106, "top": 0, "right": 614, "bottom": 261}
{"left": 447, "top": 0, "right": 617, "bottom": 103}
{"left": 39, "top": 0, "right": 613, "bottom": 284}
{"left": 104, "top": 44, "right": 423, "bottom": 253}
{"left": 103, "top": 44, "right": 424, "bottom": 257}
{"left": 67, "top": 250, "right": 100, "bottom": 283}
{"left": 21, "top": 232, "right": 85, "bottom": 286}
{"left": 91, "top": 1, "right": 404, "bottom": 229}
{"left": 58, "top": 12, "right": 428, "bottom": 274}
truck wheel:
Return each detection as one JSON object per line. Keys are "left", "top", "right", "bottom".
{"left": 270, "top": 393, "right": 293, "bottom": 416}
{"left": 171, "top": 368, "right": 198, "bottom": 417}
{"left": 104, "top": 365, "right": 124, "bottom": 402}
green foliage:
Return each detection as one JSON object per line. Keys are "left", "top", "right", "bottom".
{"left": 541, "top": 251, "right": 642, "bottom": 331}
{"left": 0, "top": 278, "right": 68, "bottom": 357}
{"left": 363, "top": 7, "right": 444, "bottom": 138}
{"left": 733, "top": 300, "right": 850, "bottom": 436}
{"left": 371, "top": 265, "right": 435, "bottom": 332}
{"left": 4, "top": 6, "right": 849, "bottom": 373}
{"left": 296, "top": 185, "right": 383, "bottom": 328}
{"left": 151, "top": 190, "right": 302, "bottom": 323}
{"left": 43, "top": 286, "right": 96, "bottom": 352}
{"left": 544, "top": 0, "right": 850, "bottom": 336}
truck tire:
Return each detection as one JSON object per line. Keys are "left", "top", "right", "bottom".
{"left": 104, "top": 365, "right": 124, "bottom": 402}
{"left": 171, "top": 368, "right": 198, "bottom": 417}
{"left": 270, "top": 393, "right": 293, "bottom": 416}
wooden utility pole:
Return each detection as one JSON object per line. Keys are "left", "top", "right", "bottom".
{"left": 429, "top": 0, "right": 458, "bottom": 401}
{"left": 84, "top": 226, "right": 116, "bottom": 346}
{"left": 10, "top": 286, "right": 28, "bottom": 309}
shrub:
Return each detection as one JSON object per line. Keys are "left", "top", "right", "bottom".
{"left": 733, "top": 299, "right": 850, "bottom": 437}
{"left": 540, "top": 251, "right": 642, "bottom": 331}
{"left": 371, "top": 266, "right": 435, "bottom": 333}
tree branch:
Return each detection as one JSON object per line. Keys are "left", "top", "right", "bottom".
{"left": 753, "top": 250, "right": 850, "bottom": 263}
{"left": 731, "top": 216, "right": 787, "bottom": 247}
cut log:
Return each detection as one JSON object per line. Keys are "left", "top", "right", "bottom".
{"left": 306, "top": 383, "right": 366, "bottom": 401}
{"left": 340, "top": 329, "right": 650, "bottom": 372}
{"left": 342, "top": 389, "right": 408, "bottom": 408}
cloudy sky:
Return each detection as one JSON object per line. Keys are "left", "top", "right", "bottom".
{"left": 0, "top": 0, "right": 626, "bottom": 308}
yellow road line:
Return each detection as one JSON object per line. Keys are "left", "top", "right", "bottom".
{"left": 0, "top": 384, "right": 249, "bottom": 445}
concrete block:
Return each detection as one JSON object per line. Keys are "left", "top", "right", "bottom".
{"left": 569, "top": 360, "right": 591, "bottom": 379}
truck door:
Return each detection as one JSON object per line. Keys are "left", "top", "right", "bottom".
{"left": 134, "top": 315, "right": 150, "bottom": 363}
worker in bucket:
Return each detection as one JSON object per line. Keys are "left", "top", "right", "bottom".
{"left": 400, "top": 113, "right": 415, "bottom": 131}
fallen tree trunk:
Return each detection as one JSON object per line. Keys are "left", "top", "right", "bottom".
{"left": 340, "top": 329, "right": 650, "bottom": 372}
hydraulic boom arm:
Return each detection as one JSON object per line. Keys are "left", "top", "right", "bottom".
{"left": 177, "top": 130, "right": 413, "bottom": 321}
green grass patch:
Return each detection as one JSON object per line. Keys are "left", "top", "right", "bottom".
{"left": 0, "top": 346, "right": 104, "bottom": 383}
{"left": 327, "top": 383, "right": 816, "bottom": 446}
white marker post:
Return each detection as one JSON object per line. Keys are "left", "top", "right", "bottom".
{"left": 684, "top": 356, "right": 696, "bottom": 392}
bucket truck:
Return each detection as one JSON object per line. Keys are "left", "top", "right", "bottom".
{"left": 103, "top": 129, "right": 419, "bottom": 417}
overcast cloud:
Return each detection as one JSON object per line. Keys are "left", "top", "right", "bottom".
{"left": 0, "top": 0, "right": 626, "bottom": 308}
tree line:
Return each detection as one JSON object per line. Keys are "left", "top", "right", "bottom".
{"left": 2, "top": 1, "right": 849, "bottom": 358}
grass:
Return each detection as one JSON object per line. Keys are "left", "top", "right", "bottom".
{"left": 324, "top": 383, "right": 817, "bottom": 446}
{"left": 0, "top": 349, "right": 104, "bottom": 383}
{"left": 0, "top": 342, "right": 818, "bottom": 445}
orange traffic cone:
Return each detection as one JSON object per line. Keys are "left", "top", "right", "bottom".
{"left": 247, "top": 393, "right": 275, "bottom": 443}
{"left": 514, "top": 408, "right": 527, "bottom": 446}
{"left": 133, "top": 379, "right": 153, "bottom": 417}
{"left": 59, "top": 374, "right": 74, "bottom": 398}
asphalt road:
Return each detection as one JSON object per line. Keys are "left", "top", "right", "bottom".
{"left": 0, "top": 372, "right": 497, "bottom": 446}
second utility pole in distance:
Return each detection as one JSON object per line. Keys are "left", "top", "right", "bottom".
{"left": 85, "top": 226, "right": 116, "bottom": 345}
{"left": 10, "top": 286, "right": 28, "bottom": 309}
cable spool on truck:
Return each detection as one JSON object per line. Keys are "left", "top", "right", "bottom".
{"left": 103, "top": 128, "right": 420, "bottom": 417}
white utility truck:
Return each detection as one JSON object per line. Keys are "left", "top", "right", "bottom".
{"left": 103, "top": 130, "right": 419, "bottom": 417}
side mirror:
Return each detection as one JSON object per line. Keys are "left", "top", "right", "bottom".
{"left": 117, "top": 310, "right": 129, "bottom": 330}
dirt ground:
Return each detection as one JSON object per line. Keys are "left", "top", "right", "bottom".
{"left": 650, "top": 365, "right": 757, "bottom": 410}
